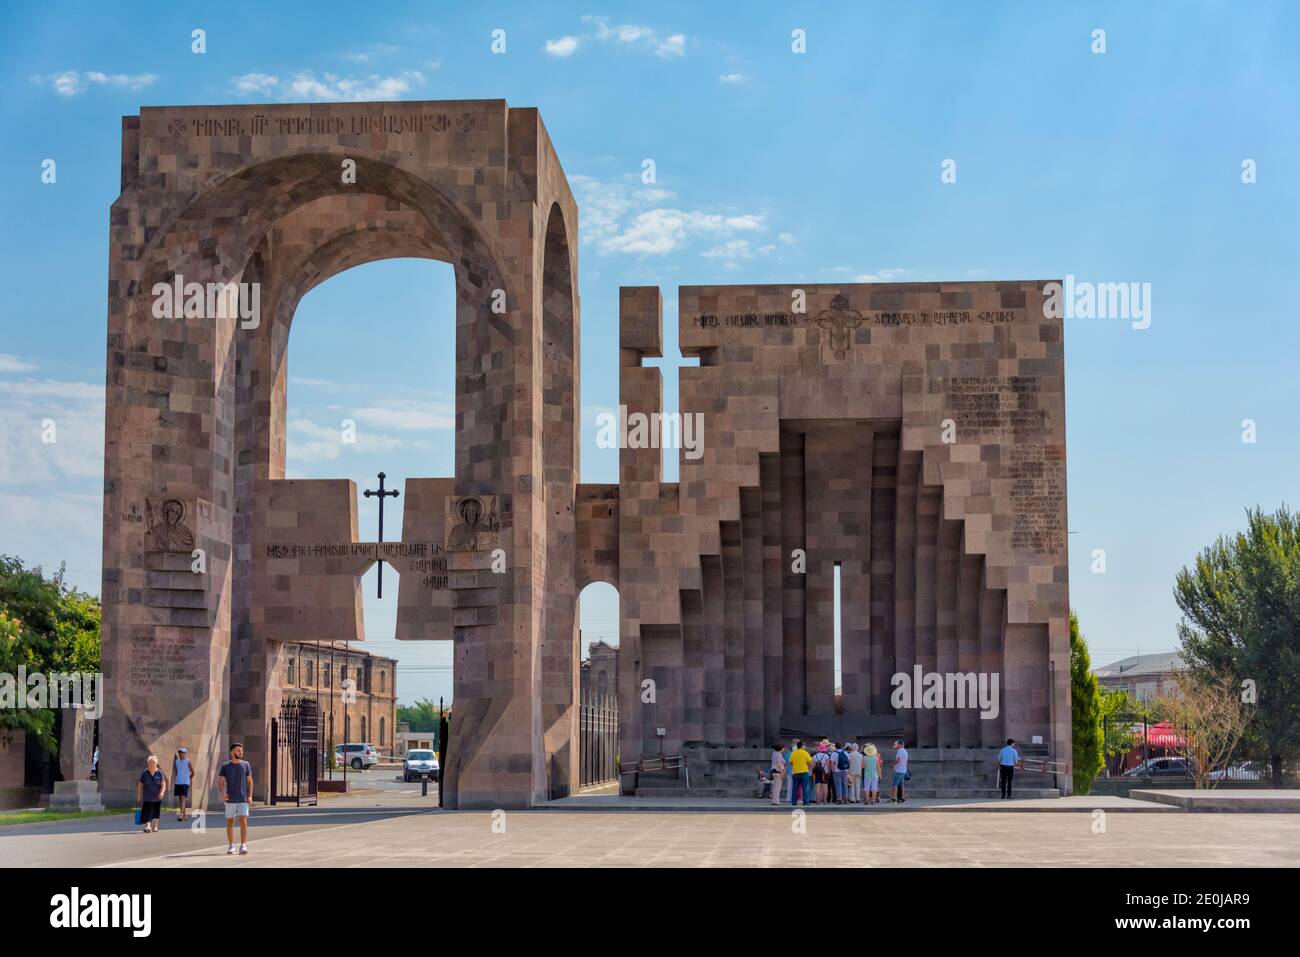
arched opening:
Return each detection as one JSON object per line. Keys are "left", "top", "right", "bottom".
{"left": 577, "top": 581, "right": 619, "bottom": 790}
{"left": 120, "top": 155, "right": 525, "bottom": 801}
{"left": 284, "top": 253, "right": 457, "bottom": 782}
{"left": 540, "top": 202, "right": 580, "bottom": 799}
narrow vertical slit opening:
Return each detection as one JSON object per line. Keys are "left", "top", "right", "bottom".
{"left": 833, "top": 560, "right": 842, "bottom": 713}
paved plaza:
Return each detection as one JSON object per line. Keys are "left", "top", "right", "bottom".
{"left": 4, "top": 780, "right": 1298, "bottom": 868}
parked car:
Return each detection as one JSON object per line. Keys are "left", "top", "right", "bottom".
{"left": 403, "top": 749, "right": 440, "bottom": 782}
{"left": 1209, "top": 762, "right": 1264, "bottom": 782}
{"left": 1122, "top": 756, "right": 1193, "bottom": 778}
{"left": 336, "top": 742, "right": 380, "bottom": 770}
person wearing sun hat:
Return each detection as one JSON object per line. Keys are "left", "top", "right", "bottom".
{"left": 863, "top": 742, "right": 882, "bottom": 804}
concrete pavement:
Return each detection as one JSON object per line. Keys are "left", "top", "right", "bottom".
{"left": 4, "top": 775, "right": 1300, "bottom": 867}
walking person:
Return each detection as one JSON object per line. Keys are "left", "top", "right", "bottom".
{"left": 136, "top": 754, "right": 167, "bottom": 833}
{"left": 847, "top": 744, "right": 863, "bottom": 803}
{"left": 219, "top": 742, "right": 254, "bottom": 856}
{"left": 889, "top": 739, "right": 909, "bottom": 803}
{"left": 770, "top": 742, "right": 787, "bottom": 807}
{"left": 998, "top": 738, "right": 1020, "bottom": 799}
{"left": 788, "top": 739, "right": 812, "bottom": 807}
{"left": 863, "top": 743, "right": 882, "bottom": 804}
{"left": 833, "top": 743, "right": 850, "bottom": 804}
{"left": 173, "top": 746, "right": 194, "bottom": 822}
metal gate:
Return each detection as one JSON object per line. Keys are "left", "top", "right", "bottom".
{"left": 579, "top": 691, "right": 619, "bottom": 788}
{"left": 270, "top": 698, "right": 319, "bottom": 806}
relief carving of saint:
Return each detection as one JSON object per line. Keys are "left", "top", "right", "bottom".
{"left": 448, "top": 496, "right": 500, "bottom": 551}
{"left": 145, "top": 498, "right": 195, "bottom": 552}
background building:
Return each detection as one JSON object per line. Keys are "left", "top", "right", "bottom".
{"left": 283, "top": 642, "right": 398, "bottom": 757}
{"left": 1094, "top": 651, "right": 1185, "bottom": 703}
{"left": 580, "top": 638, "right": 618, "bottom": 700}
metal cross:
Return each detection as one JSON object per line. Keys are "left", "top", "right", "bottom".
{"left": 363, "top": 472, "right": 400, "bottom": 598}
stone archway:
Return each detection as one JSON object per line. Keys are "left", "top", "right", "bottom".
{"left": 100, "top": 101, "right": 581, "bottom": 809}
{"left": 538, "top": 202, "right": 579, "bottom": 799}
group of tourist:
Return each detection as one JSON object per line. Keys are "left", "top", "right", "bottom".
{"left": 767, "top": 738, "right": 910, "bottom": 806}
{"left": 764, "top": 737, "right": 1025, "bottom": 805}
{"left": 135, "top": 743, "right": 255, "bottom": 854}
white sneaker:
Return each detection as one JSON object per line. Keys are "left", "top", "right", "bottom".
{"left": 227, "top": 844, "right": 235, "bottom": 855}
{"left": 239, "top": 843, "right": 249, "bottom": 855}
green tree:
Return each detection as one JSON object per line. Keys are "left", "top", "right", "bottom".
{"left": 0, "top": 610, "right": 57, "bottom": 751}
{"left": 1175, "top": 505, "right": 1300, "bottom": 786}
{"left": 397, "top": 698, "right": 439, "bottom": 733}
{"left": 1070, "top": 611, "right": 1104, "bottom": 795}
{"left": 0, "top": 556, "right": 102, "bottom": 754}
{"left": 1099, "top": 688, "right": 1144, "bottom": 776}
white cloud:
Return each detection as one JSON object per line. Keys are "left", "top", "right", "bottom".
{"left": 0, "top": 491, "right": 102, "bottom": 568}
{"left": 287, "top": 415, "right": 431, "bottom": 465}
{"left": 231, "top": 70, "right": 426, "bottom": 101}
{"left": 580, "top": 16, "right": 687, "bottom": 58}
{"left": 0, "top": 354, "right": 38, "bottom": 374}
{"left": 233, "top": 72, "right": 279, "bottom": 94}
{"left": 719, "top": 73, "right": 749, "bottom": 84}
{"left": 702, "top": 239, "right": 755, "bottom": 259}
{"left": 34, "top": 70, "right": 158, "bottom": 96}
{"left": 0, "top": 379, "right": 105, "bottom": 486}
{"left": 353, "top": 404, "right": 454, "bottom": 432}
{"left": 545, "top": 36, "right": 580, "bottom": 57}
{"left": 656, "top": 34, "right": 686, "bottom": 58}
{"left": 343, "top": 43, "right": 403, "bottom": 64}
{"left": 286, "top": 392, "right": 450, "bottom": 464}
{"left": 853, "top": 268, "right": 907, "bottom": 282}
{"left": 605, "top": 209, "right": 765, "bottom": 255}
{"left": 779, "top": 232, "right": 796, "bottom": 244}
{"left": 571, "top": 175, "right": 767, "bottom": 257}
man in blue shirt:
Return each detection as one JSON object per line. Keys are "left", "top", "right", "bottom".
{"left": 997, "top": 738, "right": 1020, "bottom": 799}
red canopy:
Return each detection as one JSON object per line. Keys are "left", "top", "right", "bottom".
{"left": 1142, "top": 722, "right": 1185, "bottom": 747}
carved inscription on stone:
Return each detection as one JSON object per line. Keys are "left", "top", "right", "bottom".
{"left": 691, "top": 309, "right": 1016, "bottom": 330}
{"left": 1005, "top": 445, "right": 1065, "bottom": 554}
{"left": 259, "top": 542, "right": 449, "bottom": 589}
{"left": 947, "top": 376, "right": 1048, "bottom": 439}
{"left": 167, "top": 112, "right": 476, "bottom": 138}
{"left": 128, "top": 631, "right": 201, "bottom": 693}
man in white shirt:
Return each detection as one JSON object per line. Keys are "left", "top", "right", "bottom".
{"left": 997, "top": 738, "right": 1020, "bottom": 799}
{"left": 891, "top": 739, "right": 909, "bottom": 803}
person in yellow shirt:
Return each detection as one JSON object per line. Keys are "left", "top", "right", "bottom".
{"left": 787, "top": 739, "right": 813, "bottom": 806}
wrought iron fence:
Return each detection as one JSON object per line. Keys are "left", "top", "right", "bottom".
{"left": 579, "top": 691, "right": 619, "bottom": 788}
{"left": 1100, "top": 711, "right": 1269, "bottom": 786}
{"left": 270, "top": 698, "right": 319, "bottom": 806}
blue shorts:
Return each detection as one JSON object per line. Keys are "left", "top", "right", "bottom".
{"left": 892, "top": 771, "right": 907, "bottom": 787}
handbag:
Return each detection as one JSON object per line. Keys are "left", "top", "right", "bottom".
{"left": 134, "top": 807, "right": 143, "bottom": 825}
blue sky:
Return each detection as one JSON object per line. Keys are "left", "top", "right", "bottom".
{"left": 2, "top": 1, "right": 1298, "bottom": 706}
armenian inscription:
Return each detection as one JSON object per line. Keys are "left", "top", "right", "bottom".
{"left": 128, "top": 631, "right": 201, "bottom": 693}
{"left": 260, "top": 541, "right": 450, "bottom": 589}
{"left": 167, "top": 111, "right": 477, "bottom": 138}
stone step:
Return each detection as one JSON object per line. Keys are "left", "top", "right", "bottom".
{"left": 634, "top": 787, "right": 1061, "bottom": 801}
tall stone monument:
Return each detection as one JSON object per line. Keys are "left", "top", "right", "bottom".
{"left": 101, "top": 98, "right": 1069, "bottom": 809}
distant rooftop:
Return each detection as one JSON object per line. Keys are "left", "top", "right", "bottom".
{"left": 1093, "top": 651, "right": 1185, "bottom": 679}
